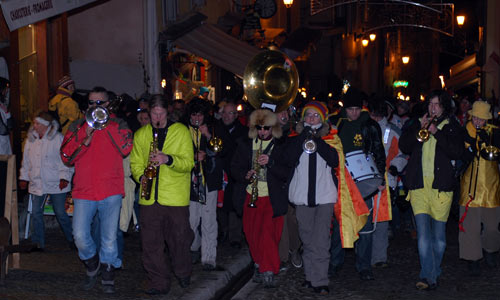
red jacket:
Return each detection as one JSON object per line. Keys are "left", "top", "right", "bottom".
{"left": 61, "top": 116, "right": 133, "bottom": 200}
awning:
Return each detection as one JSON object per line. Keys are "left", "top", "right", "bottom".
{"left": 446, "top": 54, "right": 480, "bottom": 90}
{"left": 167, "top": 23, "right": 260, "bottom": 78}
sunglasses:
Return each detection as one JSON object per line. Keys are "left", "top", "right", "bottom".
{"left": 88, "top": 100, "right": 107, "bottom": 105}
{"left": 255, "top": 125, "right": 271, "bottom": 130}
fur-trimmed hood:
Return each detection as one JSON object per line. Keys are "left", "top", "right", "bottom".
{"left": 28, "top": 120, "right": 60, "bottom": 142}
{"left": 295, "top": 121, "right": 331, "bottom": 137}
{"left": 248, "top": 109, "right": 282, "bottom": 139}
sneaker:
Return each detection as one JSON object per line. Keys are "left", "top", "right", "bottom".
{"left": 416, "top": 279, "right": 437, "bottom": 291}
{"left": 359, "top": 269, "right": 375, "bottom": 281}
{"left": 252, "top": 264, "right": 263, "bottom": 283}
{"left": 372, "top": 262, "right": 389, "bottom": 268}
{"left": 289, "top": 249, "right": 303, "bottom": 268}
{"left": 261, "top": 271, "right": 276, "bottom": 288}
{"left": 301, "top": 280, "right": 313, "bottom": 289}
{"left": 313, "top": 285, "right": 329, "bottom": 295}
{"left": 279, "top": 262, "right": 289, "bottom": 273}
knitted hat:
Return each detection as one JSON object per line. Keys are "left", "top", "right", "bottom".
{"left": 58, "top": 75, "right": 74, "bottom": 88}
{"left": 199, "top": 86, "right": 209, "bottom": 96}
{"left": 343, "top": 87, "right": 363, "bottom": 108}
{"left": 469, "top": 101, "right": 492, "bottom": 120}
{"left": 301, "top": 101, "right": 328, "bottom": 122}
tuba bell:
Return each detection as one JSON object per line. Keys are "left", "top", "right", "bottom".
{"left": 243, "top": 50, "right": 299, "bottom": 112}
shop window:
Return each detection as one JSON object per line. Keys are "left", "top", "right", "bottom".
{"left": 18, "top": 25, "right": 38, "bottom": 132}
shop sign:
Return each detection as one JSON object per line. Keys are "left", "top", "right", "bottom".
{"left": 0, "top": 0, "right": 97, "bottom": 31}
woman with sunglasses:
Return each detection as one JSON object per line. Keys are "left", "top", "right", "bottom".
{"left": 231, "top": 108, "right": 289, "bottom": 288}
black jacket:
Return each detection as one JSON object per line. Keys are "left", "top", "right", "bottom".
{"left": 216, "top": 120, "right": 248, "bottom": 211}
{"left": 190, "top": 125, "right": 223, "bottom": 192}
{"left": 399, "top": 116, "right": 464, "bottom": 191}
{"left": 230, "top": 136, "right": 290, "bottom": 217}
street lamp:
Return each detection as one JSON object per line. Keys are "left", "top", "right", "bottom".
{"left": 402, "top": 56, "right": 410, "bottom": 64}
{"left": 283, "top": 0, "right": 293, "bottom": 8}
{"left": 361, "top": 39, "right": 369, "bottom": 47}
{"left": 456, "top": 15, "right": 465, "bottom": 27}
{"left": 369, "top": 34, "right": 376, "bottom": 42}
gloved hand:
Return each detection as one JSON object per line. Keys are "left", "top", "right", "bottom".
{"left": 388, "top": 165, "right": 398, "bottom": 176}
{"left": 19, "top": 180, "right": 28, "bottom": 190}
{"left": 59, "top": 179, "right": 69, "bottom": 190}
{"left": 477, "top": 129, "right": 489, "bottom": 143}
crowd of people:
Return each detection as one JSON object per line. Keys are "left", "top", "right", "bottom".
{"left": 7, "top": 74, "right": 500, "bottom": 296}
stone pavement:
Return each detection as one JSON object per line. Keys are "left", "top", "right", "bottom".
{"left": 233, "top": 220, "right": 500, "bottom": 300}
{"left": 0, "top": 224, "right": 251, "bottom": 300}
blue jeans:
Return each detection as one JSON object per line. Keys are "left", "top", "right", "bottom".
{"left": 91, "top": 212, "right": 125, "bottom": 261}
{"left": 330, "top": 197, "right": 373, "bottom": 272}
{"left": 414, "top": 213, "right": 446, "bottom": 284}
{"left": 31, "top": 193, "right": 73, "bottom": 248}
{"left": 73, "top": 195, "right": 122, "bottom": 268}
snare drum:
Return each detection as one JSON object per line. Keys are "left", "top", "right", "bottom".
{"left": 345, "top": 150, "right": 383, "bottom": 198}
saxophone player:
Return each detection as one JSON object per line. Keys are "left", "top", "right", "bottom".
{"left": 185, "top": 98, "right": 223, "bottom": 271}
{"left": 231, "top": 109, "right": 289, "bottom": 287}
{"left": 130, "top": 95, "right": 194, "bottom": 296}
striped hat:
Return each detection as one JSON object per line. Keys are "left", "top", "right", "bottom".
{"left": 301, "top": 101, "right": 328, "bottom": 122}
{"left": 58, "top": 75, "right": 74, "bottom": 88}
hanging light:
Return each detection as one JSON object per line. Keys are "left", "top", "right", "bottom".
{"left": 161, "top": 79, "right": 167, "bottom": 88}
{"left": 402, "top": 56, "right": 410, "bottom": 64}
{"left": 369, "top": 34, "right": 376, "bottom": 41}
{"left": 283, "top": 0, "right": 293, "bottom": 8}
{"left": 456, "top": 15, "right": 465, "bottom": 26}
{"left": 361, "top": 39, "right": 369, "bottom": 47}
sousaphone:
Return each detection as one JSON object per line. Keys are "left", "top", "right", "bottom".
{"left": 243, "top": 50, "right": 299, "bottom": 112}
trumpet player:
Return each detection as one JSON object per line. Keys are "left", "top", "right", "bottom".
{"left": 60, "top": 87, "right": 133, "bottom": 294}
{"left": 458, "top": 100, "right": 500, "bottom": 276}
{"left": 130, "top": 95, "right": 194, "bottom": 296}
{"left": 185, "top": 98, "right": 223, "bottom": 271}
{"left": 399, "top": 90, "right": 464, "bottom": 290}
{"left": 285, "top": 101, "right": 339, "bottom": 295}
{"left": 231, "top": 109, "right": 288, "bottom": 287}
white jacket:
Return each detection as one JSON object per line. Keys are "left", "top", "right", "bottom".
{"left": 377, "top": 117, "right": 407, "bottom": 188}
{"left": 19, "top": 121, "right": 73, "bottom": 195}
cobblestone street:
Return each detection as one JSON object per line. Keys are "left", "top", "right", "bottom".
{"left": 1, "top": 216, "right": 499, "bottom": 299}
{"left": 235, "top": 219, "right": 500, "bottom": 300}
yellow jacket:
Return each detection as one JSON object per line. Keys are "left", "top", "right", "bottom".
{"left": 48, "top": 87, "right": 82, "bottom": 134}
{"left": 130, "top": 123, "right": 194, "bottom": 206}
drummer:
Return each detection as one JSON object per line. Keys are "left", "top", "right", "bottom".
{"left": 328, "top": 88, "right": 387, "bottom": 281}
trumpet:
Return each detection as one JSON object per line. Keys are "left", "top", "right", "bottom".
{"left": 141, "top": 123, "right": 159, "bottom": 200}
{"left": 60, "top": 96, "right": 122, "bottom": 162}
{"left": 248, "top": 139, "right": 263, "bottom": 208}
{"left": 417, "top": 115, "right": 437, "bottom": 142}
{"left": 479, "top": 127, "right": 500, "bottom": 161}
{"left": 302, "top": 128, "right": 317, "bottom": 154}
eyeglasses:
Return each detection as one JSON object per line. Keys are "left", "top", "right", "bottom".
{"left": 88, "top": 100, "right": 107, "bottom": 106}
{"left": 305, "top": 113, "right": 320, "bottom": 118}
{"left": 255, "top": 125, "right": 271, "bottom": 130}
{"left": 223, "top": 111, "right": 237, "bottom": 115}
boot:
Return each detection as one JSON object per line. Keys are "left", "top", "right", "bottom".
{"left": 484, "top": 250, "right": 498, "bottom": 268}
{"left": 101, "top": 263, "right": 115, "bottom": 294}
{"left": 82, "top": 254, "right": 100, "bottom": 291}
{"left": 252, "top": 263, "right": 262, "bottom": 283}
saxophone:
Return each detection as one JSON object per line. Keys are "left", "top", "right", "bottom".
{"left": 141, "top": 124, "right": 159, "bottom": 200}
{"left": 248, "top": 139, "right": 263, "bottom": 208}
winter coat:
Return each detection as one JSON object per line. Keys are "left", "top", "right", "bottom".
{"left": 48, "top": 87, "right": 82, "bottom": 134}
{"left": 61, "top": 116, "right": 133, "bottom": 200}
{"left": 399, "top": 116, "right": 464, "bottom": 192}
{"left": 230, "top": 136, "right": 290, "bottom": 217}
{"left": 130, "top": 122, "right": 194, "bottom": 206}
{"left": 19, "top": 121, "right": 73, "bottom": 195}
{"left": 282, "top": 122, "right": 339, "bottom": 206}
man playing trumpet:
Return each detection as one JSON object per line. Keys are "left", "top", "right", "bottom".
{"left": 61, "top": 87, "right": 133, "bottom": 294}
{"left": 458, "top": 100, "right": 500, "bottom": 276}
{"left": 399, "top": 90, "right": 464, "bottom": 291}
